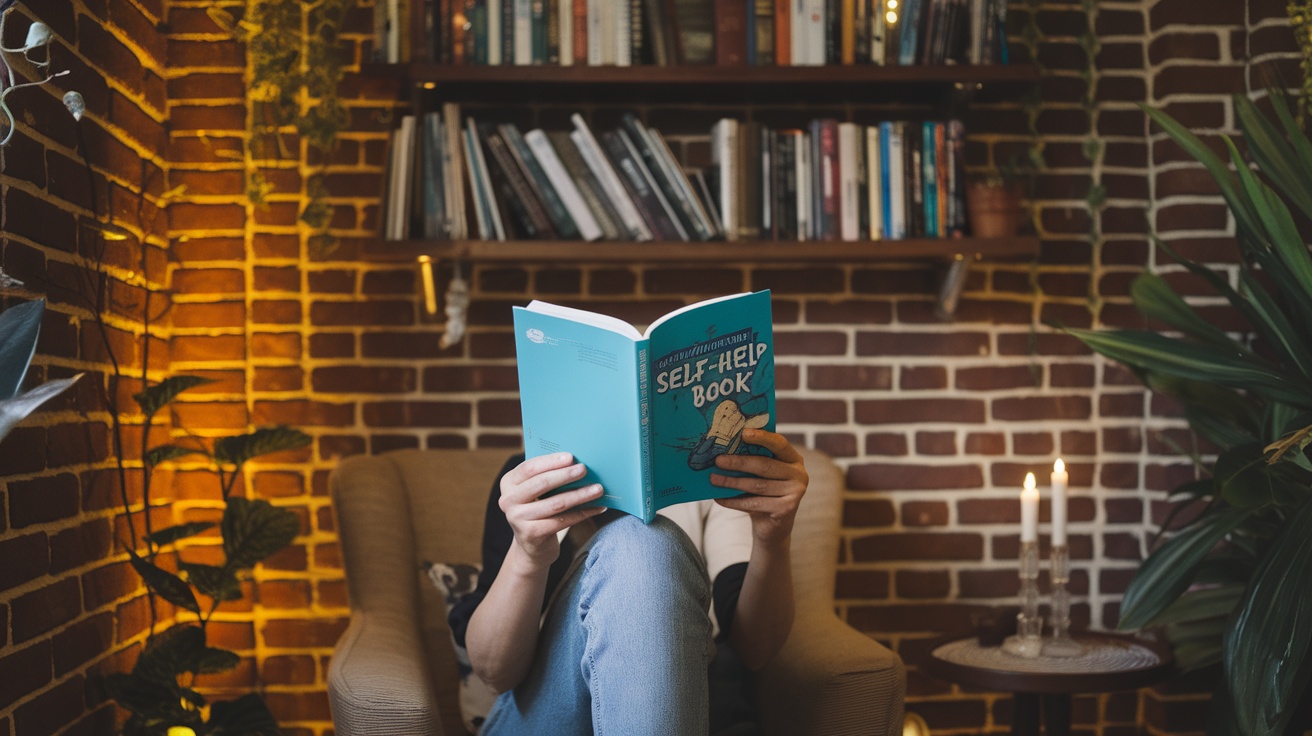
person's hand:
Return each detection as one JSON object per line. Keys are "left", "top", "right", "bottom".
{"left": 710, "top": 430, "right": 808, "bottom": 547}
{"left": 499, "top": 453, "right": 606, "bottom": 568}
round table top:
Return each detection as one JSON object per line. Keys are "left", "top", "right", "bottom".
{"left": 924, "top": 633, "right": 1174, "bottom": 694}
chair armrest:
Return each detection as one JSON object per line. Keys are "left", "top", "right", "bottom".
{"left": 756, "top": 607, "right": 906, "bottom": 736}
{"left": 328, "top": 610, "right": 445, "bottom": 736}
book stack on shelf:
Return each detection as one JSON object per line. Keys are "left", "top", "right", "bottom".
{"left": 380, "top": 106, "right": 973, "bottom": 244}
{"left": 374, "top": 0, "right": 1008, "bottom": 67}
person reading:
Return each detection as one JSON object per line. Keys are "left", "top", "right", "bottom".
{"left": 446, "top": 429, "right": 809, "bottom": 735}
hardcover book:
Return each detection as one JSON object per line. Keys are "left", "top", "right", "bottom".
{"left": 513, "top": 290, "right": 775, "bottom": 523}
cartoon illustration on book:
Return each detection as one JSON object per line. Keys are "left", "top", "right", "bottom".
{"left": 688, "top": 398, "right": 771, "bottom": 470}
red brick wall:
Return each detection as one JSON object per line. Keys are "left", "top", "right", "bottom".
{"left": 0, "top": 0, "right": 1302, "bottom": 734}
{"left": 0, "top": 0, "right": 172, "bottom": 733}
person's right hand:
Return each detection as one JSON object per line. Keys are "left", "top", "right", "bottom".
{"left": 499, "top": 452, "right": 606, "bottom": 568}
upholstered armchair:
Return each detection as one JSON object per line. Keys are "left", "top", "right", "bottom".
{"left": 327, "top": 447, "right": 905, "bottom": 735}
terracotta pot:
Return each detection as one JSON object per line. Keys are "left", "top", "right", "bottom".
{"left": 966, "top": 182, "right": 1024, "bottom": 238}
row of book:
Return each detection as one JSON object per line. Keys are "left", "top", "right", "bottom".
{"left": 375, "top": 0, "right": 1008, "bottom": 67}
{"left": 381, "top": 106, "right": 971, "bottom": 243}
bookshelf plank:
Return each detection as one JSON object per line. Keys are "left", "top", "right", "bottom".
{"left": 359, "top": 237, "right": 1040, "bottom": 264}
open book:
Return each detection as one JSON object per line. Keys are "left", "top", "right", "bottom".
{"left": 513, "top": 291, "right": 775, "bottom": 522}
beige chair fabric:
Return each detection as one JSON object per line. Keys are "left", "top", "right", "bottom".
{"left": 328, "top": 447, "right": 905, "bottom": 736}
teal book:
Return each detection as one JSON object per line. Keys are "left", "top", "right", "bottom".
{"left": 513, "top": 290, "right": 775, "bottom": 523}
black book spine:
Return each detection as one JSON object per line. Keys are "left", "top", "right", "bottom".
{"left": 482, "top": 124, "right": 556, "bottom": 238}
{"left": 600, "top": 130, "right": 683, "bottom": 240}
{"left": 500, "top": 123, "right": 581, "bottom": 238}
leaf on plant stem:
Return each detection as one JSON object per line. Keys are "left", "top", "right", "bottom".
{"left": 1225, "top": 500, "right": 1312, "bottom": 736}
{"left": 0, "top": 376, "right": 82, "bottom": 444}
{"left": 146, "top": 522, "right": 215, "bottom": 548}
{"left": 0, "top": 299, "right": 44, "bottom": 398}
{"left": 1266, "top": 422, "right": 1312, "bottom": 464}
{"left": 213, "top": 426, "right": 312, "bottom": 467}
{"left": 144, "top": 443, "right": 207, "bottom": 468}
{"left": 1065, "top": 328, "right": 1312, "bottom": 411}
{"left": 222, "top": 498, "right": 300, "bottom": 570}
{"left": 207, "top": 693, "right": 283, "bottom": 736}
{"left": 127, "top": 549, "right": 200, "bottom": 614}
{"left": 1141, "top": 105, "right": 1259, "bottom": 238}
{"left": 179, "top": 562, "right": 243, "bottom": 602}
{"left": 133, "top": 624, "right": 205, "bottom": 685}
{"left": 134, "top": 376, "right": 215, "bottom": 419}
{"left": 194, "top": 648, "right": 241, "bottom": 675}
{"left": 1148, "top": 584, "right": 1245, "bottom": 628}
{"left": 1117, "top": 507, "right": 1256, "bottom": 631}
{"left": 1130, "top": 271, "right": 1243, "bottom": 353}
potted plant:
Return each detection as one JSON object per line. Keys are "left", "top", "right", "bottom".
{"left": 966, "top": 173, "right": 1025, "bottom": 237}
{"left": 1061, "top": 91, "right": 1312, "bottom": 736}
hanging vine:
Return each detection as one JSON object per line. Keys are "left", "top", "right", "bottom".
{"left": 1079, "top": 0, "right": 1104, "bottom": 323}
{"left": 208, "top": 0, "right": 353, "bottom": 257}
{"left": 1289, "top": 0, "right": 1312, "bottom": 124}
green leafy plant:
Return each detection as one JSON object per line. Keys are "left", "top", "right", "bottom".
{"left": 1062, "top": 91, "right": 1312, "bottom": 736}
{"left": 206, "top": 0, "right": 353, "bottom": 258}
{"left": 0, "top": 298, "right": 81, "bottom": 442}
{"left": 101, "top": 375, "right": 310, "bottom": 736}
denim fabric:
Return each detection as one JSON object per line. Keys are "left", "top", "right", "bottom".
{"left": 480, "top": 515, "right": 714, "bottom": 736}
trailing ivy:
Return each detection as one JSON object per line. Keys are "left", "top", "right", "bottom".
{"left": 208, "top": 0, "right": 353, "bottom": 257}
{"left": 1079, "top": 0, "right": 1105, "bottom": 322}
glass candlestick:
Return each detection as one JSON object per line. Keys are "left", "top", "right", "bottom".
{"left": 1044, "top": 543, "right": 1084, "bottom": 657}
{"left": 1002, "top": 540, "right": 1043, "bottom": 658}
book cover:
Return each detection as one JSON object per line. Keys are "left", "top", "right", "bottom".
{"left": 514, "top": 290, "right": 776, "bottom": 523}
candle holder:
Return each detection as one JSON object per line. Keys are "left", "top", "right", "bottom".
{"left": 1002, "top": 540, "right": 1043, "bottom": 658}
{"left": 1044, "top": 544, "right": 1084, "bottom": 657}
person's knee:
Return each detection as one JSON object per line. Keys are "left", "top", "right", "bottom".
{"left": 583, "top": 515, "right": 709, "bottom": 603}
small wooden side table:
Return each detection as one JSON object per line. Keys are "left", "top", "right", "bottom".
{"left": 923, "top": 632, "right": 1174, "bottom": 736}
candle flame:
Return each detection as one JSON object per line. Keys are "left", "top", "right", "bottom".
{"left": 1054, "top": 458, "right": 1065, "bottom": 473}
{"left": 1024, "top": 472, "right": 1036, "bottom": 489}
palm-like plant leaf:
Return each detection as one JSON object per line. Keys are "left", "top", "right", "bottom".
{"left": 213, "top": 426, "right": 312, "bottom": 467}
{"left": 133, "top": 375, "right": 214, "bottom": 419}
{"left": 221, "top": 497, "right": 300, "bottom": 570}
{"left": 0, "top": 299, "right": 43, "bottom": 398}
{"left": 1130, "top": 271, "right": 1243, "bottom": 353}
{"left": 1225, "top": 499, "right": 1312, "bottom": 736}
{"left": 1065, "top": 328, "right": 1312, "bottom": 411}
{"left": 1117, "top": 507, "right": 1255, "bottom": 630}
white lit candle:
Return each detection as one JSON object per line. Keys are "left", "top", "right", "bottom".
{"left": 1021, "top": 472, "right": 1039, "bottom": 543}
{"left": 1051, "top": 458, "right": 1069, "bottom": 546}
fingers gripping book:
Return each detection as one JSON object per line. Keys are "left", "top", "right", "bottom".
{"left": 513, "top": 290, "right": 775, "bottom": 523}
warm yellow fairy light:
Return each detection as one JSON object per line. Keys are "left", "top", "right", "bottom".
{"left": 886, "top": 10, "right": 898, "bottom": 23}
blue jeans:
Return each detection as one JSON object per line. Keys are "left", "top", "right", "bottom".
{"left": 480, "top": 515, "right": 714, "bottom": 736}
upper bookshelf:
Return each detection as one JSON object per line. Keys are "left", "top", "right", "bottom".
{"left": 361, "top": 63, "right": 1041, "bottom": 104}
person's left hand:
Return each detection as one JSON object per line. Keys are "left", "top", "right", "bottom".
{"left": 710, "top": 429, "right": 808, "bottom": 547}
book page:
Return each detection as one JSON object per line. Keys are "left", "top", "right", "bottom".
{"left": 526, "top": 300, "right": 643, "bottom": 340}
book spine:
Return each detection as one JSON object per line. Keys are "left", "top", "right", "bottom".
{"left": 422, "top": 113, "right": 447, "bottom": 238}
{"left": 650, "top": 128, "right": 717, "bottom": 240}
{"left": 525, "top": 129, "right": 604, "bottom": 240}
{"left": 531, "top": 0, "right": 547, "bottom": 62}
{"left": 907, "top": 124, "right": 923, "bottom": 237}
{"left": 840, "top": 0, "right": 855, "bottom": 64}
{"left": 441, "top": 103, "right": 467, "bottom": 237}
{"left": 514, "top": 0, "right": 532, "bottom": 63}
{"left": 838, "top": 121, "right": 858, "bottom": 241}
{"left": 886, "top": 121, "right": 906, "bottom": 238}
{"left": 601, "top": 129, "right": 683, "bottom": 240}
{"left": 467, "top": 117, "right": 506, "bottom": 239}
{"left": 866, "top": 124, "right": 882, "bottom": 239}
{"left": 462, "top": 125, "right": 492, "bottom": 238}
{"left": 775, "top": 0, "right": 791, "bottom": 64}
{"left": 775, "top": 131, "right": 796, "bottom": 240}
{"left": 870, "top": 0, "right": 885, "bottom": 63}
{"left": 819, "top": 119, "right": 839, "bottom": 240}
{"left": 547, "top": 0, "right": 561, "bottom": 63}
{"left": 754, "top": 0, "right": 774, "bottom": 64}
{"left": 739, "top": 121, "right": 762, "bottom": 238}
{"left": 558, "top": 0, "right": 572, "bottom": 64}
{"left": 573, "top": 0, "right": 589, "bottom": 64}
{"left": 715, "top": 0, "right": 748, "bottom": 65}
{"left": 488, "top": 0, "right": 502, "bottom": 62}
{"left": 795, "top": 129, "right": 810, "bottom": 240}
{"left": 501, "top": 123, "right": 581, "bottom": 238}
{"left": 935, "top": 120, "right": 947, "bottom": 237}
{"left": 484, "top": 125, "right": 556, "bottom": 238}
{"left": 622, "top": 115, "right": 710, "bottom": 240}
{"left": 548, "top": 130, "right": 623, "bottom": 239}
{"left": 921, "top": 120, "right": 937, "bottom": 238}
{"left": 637, "top": 342, "right": 653, "bottom": 521}
{"left": 617, "top": 128, "right": 689, "bottom": 240}
{"left": 570, "top": 114, "right": 653, "bottom": 239}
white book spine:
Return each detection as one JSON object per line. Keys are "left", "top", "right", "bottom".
{"left": 388, "top": 114, "right": 417, "bottom": 239}
{"left": 866, "top": 125, "right": 883, "bottom": 239}
{"left": 838, "top": 122, "right": 859, "bottom": 241}
{"left": 515, "top": 0, "right": 533, "bottom": 64}
{"left": 526, "top": 129, "right": 603, "bottom": 241}
{"left": 615, "top": 0, "right": 631, "bottom": 66}
{"left": 588, "top": 0, "right": 603, "bottom": 65}
{"left": 870, "top": 2, "right": 885, "bottom": 63}
{"left": 887, "top": 123, "right": 906, "bottom": 239}
{"left": 711, "top": 119, "right": 738, "bottom": 241}
{"left": 559, "top": 0, "right": 573, "bottom": 65}
{"left": 387, "top": 0, "right": 401, "bottom": 62}
{"left": 804, "top": 0, "right": 825, "bottom": 64}
{"left": 463, "top": 129, "right": 491, "bottom": 239}
{"left": 792, "top": 0, "right": 807, "bottom": 67}
{"left": 570, "top": 114, "right": 653, "bottom": 240}
{"left": 442, "top": 103, "right": 467, "bottom": 238}
{"left": 489, "top": 0, "right": 503, "bottom": 64}
{"left": 796, "top": 132, "right": 811, "bottom": 242}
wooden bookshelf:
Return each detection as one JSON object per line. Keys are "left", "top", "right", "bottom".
{"left": 362, "top": 63, "right": 1040, "bottom": 104}
{"left": 359, "top": 236, "right": 1040, "bottom": 264}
